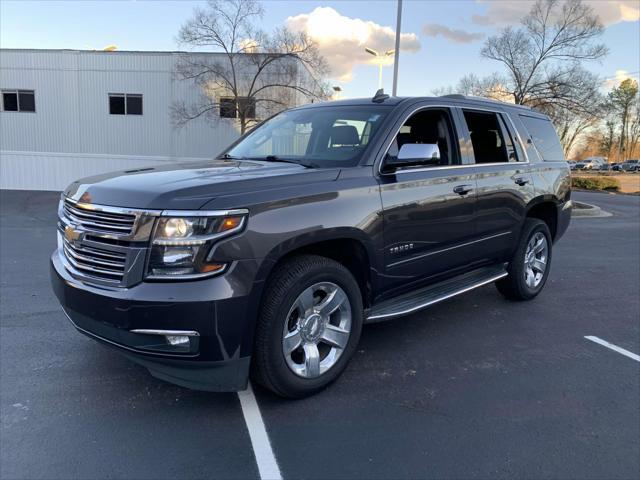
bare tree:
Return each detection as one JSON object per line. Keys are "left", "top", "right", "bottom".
{"left": 173, "top": 0, "right": 329, "bottom": 134}
{"left": 481, "top": 0, "right": 607, "bottom": 111}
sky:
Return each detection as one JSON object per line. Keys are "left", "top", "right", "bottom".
{"left": 1, "top": 0, "right": 639, "bottom": 99}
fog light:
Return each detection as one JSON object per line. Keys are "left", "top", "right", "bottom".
{"left": 165, "top": 335, "right": 190, "bottom": 347}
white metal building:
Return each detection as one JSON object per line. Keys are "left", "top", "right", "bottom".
{"left": 0, "top": 49, "right": 315, "bottom": 191}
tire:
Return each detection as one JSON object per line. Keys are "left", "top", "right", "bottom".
{"left": 252, "top": 254, "right": 363, "bottom": 398}
{"left": 496, "top": 218, "right": 552, "bottom": 301}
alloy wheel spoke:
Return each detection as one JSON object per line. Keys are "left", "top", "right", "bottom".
{"left": 303, "top": 343, "right": 320, "bottom": 377}
{"left": 533, "top": 237, "right": 546, "bottom": 254}
{"left": 283, "top": 329, "right": 302, "bottom": 354}
{"left": 317, "top": 288, "right": 347, "bottom": 316}
{"left": 531, "top": 258, "right": 546, "bottom": 273}
{"left": 525, "top": 267, "right": 536, "bottom": 287}
{"left": 296, "top": 287, "right": 315, "bottom": 314}
{"left": 321, "top": 324, "right": 349, "bottom": 349}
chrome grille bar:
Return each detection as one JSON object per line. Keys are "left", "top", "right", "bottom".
{"left": 64, "top": 200, "right": 136, "bottom": 235}
{"left": 62, "top": 236, "right": 126, "bottom": 281}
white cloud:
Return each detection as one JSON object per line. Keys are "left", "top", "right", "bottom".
{"left": 422, "top": 23, "right": 485, "bottom": 43}
{"left": 285, "top": 7, "right": 420, "bottom": 82}
{"left": 605, "top": 69, "right": 640, "bottom": 88}
{"left": 472, "top": 0, "right": 639, "bottom": 27}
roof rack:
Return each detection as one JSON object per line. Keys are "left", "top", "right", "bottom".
{"left": 372, "top": 89, "right": 390, "bottom": 103}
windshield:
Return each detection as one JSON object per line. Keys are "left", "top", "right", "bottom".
{"left": 226, "top": 105, "right": 391, "bottom": 167}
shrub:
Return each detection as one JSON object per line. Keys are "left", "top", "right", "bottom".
{"left": 572, "top": 176, "right": 620, "bottom": 191}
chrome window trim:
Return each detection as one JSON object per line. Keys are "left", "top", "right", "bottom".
{"left": 377, "top": 103, "right": 531, "bottom": 177}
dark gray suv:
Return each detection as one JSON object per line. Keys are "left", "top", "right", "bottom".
{"left": 51, "top": 93, "right": 571, "bottom": 397}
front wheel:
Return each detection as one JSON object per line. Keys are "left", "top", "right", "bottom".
{"left": 496, "top": 218, "right": 552, "bottom": 301}
{"left": 252, "top": 255, "right": 363, "bottom": 398}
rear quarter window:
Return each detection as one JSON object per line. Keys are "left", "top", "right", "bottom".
{"left": 519, "top": 115, "right": 565, "bottom": 162}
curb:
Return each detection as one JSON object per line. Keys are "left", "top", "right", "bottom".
{"left": 572, "top": 201, "right": 612, "bottom": 218}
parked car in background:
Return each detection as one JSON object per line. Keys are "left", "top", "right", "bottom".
{"left": 575, "top": 157, "right": 606, "bottom": 170}
{"left": 611, "top": 162, "right": 623, "bottom": 172}
{"left": 598, "top": 163, "right": 611, "bottom": 171}
{"left": 568, "top": 160, "right": 578, "bottom": 170}
{"left": 50, "top": 93, "right": 572, "bottom": 398}
{"left": 621, "top": 159, "right": 640, "bottom": 172}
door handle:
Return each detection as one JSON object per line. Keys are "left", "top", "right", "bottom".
{"left": 513, "top": 176, "right": 529, "bottom": 186}
{"left": 453, "top": 184, "right": 473, "bottom": 195}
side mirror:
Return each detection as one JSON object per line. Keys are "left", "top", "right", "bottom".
{"left": 385, "top": 143, "right": 441, "bottom": 170}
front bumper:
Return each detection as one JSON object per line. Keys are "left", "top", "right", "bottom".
{"left": 51, "top": 251, "right": 263, "bottom": 391}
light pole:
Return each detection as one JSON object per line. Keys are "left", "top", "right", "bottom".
{"left": 392, "top": 0, "right": 403, "bottom": 96}
{"left": 365, "top": 47, "right": 395, "bottom": 90}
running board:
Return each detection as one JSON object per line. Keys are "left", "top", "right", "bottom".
{"left": 365, "top": 265, "right": 508, "bottom": 323}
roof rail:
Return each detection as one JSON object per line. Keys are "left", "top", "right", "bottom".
{"left": 439, "top": 93, "right": 532, "bottom": 110}
{"left": 372, "top": 89, "right": 390, "bottom": 103}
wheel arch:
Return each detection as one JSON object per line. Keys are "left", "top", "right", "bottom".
{"left": 525, "top": 195, "right": 560, "bottom": 241}
{"left": 255, "top": 228, "right": 378, "bottom": 309}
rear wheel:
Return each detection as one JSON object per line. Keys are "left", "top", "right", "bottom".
{"left": 496, "top": 218, "right": 552, "bottom": 301}
{"left": 252, "top": 255, "right": 363, "bottom": 398}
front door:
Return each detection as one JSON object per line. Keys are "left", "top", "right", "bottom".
{"left": 378, "top": 107, "right": 478, "bottom": 295}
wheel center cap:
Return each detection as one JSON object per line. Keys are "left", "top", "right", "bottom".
{"left": 300, "top": 313, "right": 324, "bottom": 342}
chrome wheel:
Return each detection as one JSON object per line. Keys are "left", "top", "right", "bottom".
{"left": 524, "top": 232, "right": 548, "bottom": 288}
{"left": 282, "top": 282, "right": 352, "bottom": 379}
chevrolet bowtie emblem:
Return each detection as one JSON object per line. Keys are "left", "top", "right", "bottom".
{"left": 64, "top": 225, "right": 82, "bottom": 242}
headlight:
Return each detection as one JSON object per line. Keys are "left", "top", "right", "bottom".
{"left": 146, "top": 212, "right": 246, "bottom": 280}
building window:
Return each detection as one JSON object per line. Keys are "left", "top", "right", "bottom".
{"left": 219, "top": 98, "right": 236, "bottom": 118}
{"left": 219, "top": 97, "right": 256, "bottom": 119}
{"left": 109, "top": 93, "right": 143, "bottom": 115}
{"left": 1, "top": 90, "right": 35, "bottom": 112}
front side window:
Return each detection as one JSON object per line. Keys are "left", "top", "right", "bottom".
{"left": 463, "top": 110, "right": 511, "bottom": 164}
{"left": 226, "top": 106, "right": 391, "bottom": 168}
{"left": 2, "top": 90, "right": 35, "bottom": 112}
{"left": 109, "top": 93, "right": 143, "bottom": 115}
{"left": 386, "top": 108, "right": 459, "bottom": 167}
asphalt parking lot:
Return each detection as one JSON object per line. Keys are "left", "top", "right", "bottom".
{"left": 1, "top": 189, "right": 639, "bottom": 480}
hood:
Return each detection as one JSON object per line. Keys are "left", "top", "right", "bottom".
{"left": 64, "top": 159, "right": 341, "bottom": 210}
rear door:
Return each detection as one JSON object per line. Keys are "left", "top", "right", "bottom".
{"left": 377, "top": 105, "right": 478, "bottom": 294}
{"left": 459, "top": 108, "right": 535, "bottom": 263}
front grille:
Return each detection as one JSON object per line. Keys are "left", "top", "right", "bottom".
{"left": 64, "top": 200, "right": 136, "bottom": 235}
{"left": 62, "top": 236, "right": 127, "bottom": 282}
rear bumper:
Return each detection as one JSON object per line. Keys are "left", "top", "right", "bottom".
{"left": 51, "top": 251, "right": 264, "bottom": 391}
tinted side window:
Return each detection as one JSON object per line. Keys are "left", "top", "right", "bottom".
{"left": 387, "top": 109, "right": 459, "bottom": 167}
{"left": 463, "top": 110, "right": 510, "bottom": 164}
{"left": 519, "top": 115, "right": 564, "bottom": 161}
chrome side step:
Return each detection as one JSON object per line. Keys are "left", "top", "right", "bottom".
{"left": 365, "top": 265, "right": 508, "bottom": 323}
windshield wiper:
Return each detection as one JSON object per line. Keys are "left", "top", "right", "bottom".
{"left": 249, "top": 155, "right": 318, "bottom": 169}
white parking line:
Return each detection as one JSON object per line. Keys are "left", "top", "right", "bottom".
{"left": 238, "top": 383, "right": 283, "bottom": 480}
{"left": 585, "top": 336, "right": 640, "bottom": 362}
